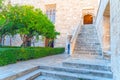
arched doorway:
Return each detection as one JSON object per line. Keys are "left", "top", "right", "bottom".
{"left": 83, "top": 14, "right": 93, "bottom": 24}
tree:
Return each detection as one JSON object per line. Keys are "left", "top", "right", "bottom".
{"left": 0, "top": 0, "right": 6, "bottom": 46}
{"left": 0, "top": 0, "right": 3, "bottom": 8}
{"left": 0, "top": 5, "right": 59, "bottom": 47}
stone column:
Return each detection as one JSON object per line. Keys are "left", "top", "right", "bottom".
{"left": 110, "top": 0, "right": 120, "bottom": 80}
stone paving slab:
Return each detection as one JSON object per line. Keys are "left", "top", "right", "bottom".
{"left": 65, "top": 54, "right": 111, "bottom": 66}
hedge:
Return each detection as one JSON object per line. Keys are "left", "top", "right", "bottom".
{"left": 0, "top": 47, "right": 65, "bottom": 66}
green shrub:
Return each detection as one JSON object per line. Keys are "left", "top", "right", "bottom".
{"left": 0, "top": 51, "right": 17, "bottom": 66}
{"left": 0, "top": 47, "right": 65, "bottom": 66}
{"left": 0, "top": 46, "right": 21, "bottom": 48}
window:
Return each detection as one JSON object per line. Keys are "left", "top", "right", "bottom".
{"left": 46, "top": 4, "right": 56, "bottom": 23}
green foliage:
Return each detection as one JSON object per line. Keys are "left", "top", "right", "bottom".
{"left": 0, "top": 0, "right": 4, "bottom": 8}
{"left": 0, "top": 47, "right": 65, "bottom": 66}
{"left": 0, "top": 5, "right": 58, "bottom": 37}
{"left": 0, "top": 5, "right": 59, "bottom": 46}
{"left": 0, "top": 46, "right": 21, "bottom": 48}
{"left": 0, "top": 14, "right": 6, "bottom": 26}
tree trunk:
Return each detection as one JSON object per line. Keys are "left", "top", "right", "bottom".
{"left": 45, "top": 38, "right": 50, "bottom": 47}
{"left": 21, "top": 35, "right": 32, "bottom": 47}
{"left": 45, "top": 38, "right": 54, "bottom": 48}
{"left": 10, "top": 36, "right": 12, "bottom": 46}
{"left": 1, "top": 35, "right": 5, "bottom": 46}
{"left": 0, "top": 37, "right": 2, "bottom": 46}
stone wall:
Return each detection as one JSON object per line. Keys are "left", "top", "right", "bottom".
{"left": 110, "top": 0, "right": 120, "bottom": 80}
{"left": 5, "top": 0, "right": 99, "bottom": 47}
{"left": 103, "top": 16, "right": 110, "bottom": 51}
{"left": 95, "top": 0, "right": 109, "bottom": 49}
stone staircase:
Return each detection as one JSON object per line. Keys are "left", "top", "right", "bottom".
{"left": 15, "top": 57, "right": 113, "bottom": 80}
{"left": 13, "top": 25, "right": 113, "bottom": 80}
{"left": 74, "top": 24, "right": 102, "bottom": 55}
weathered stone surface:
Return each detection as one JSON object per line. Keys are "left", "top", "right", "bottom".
{"left": 110, "top": 0, "right": 120, "bottom": 80}
{"left": 4, "top": 0, "right": 99, "bottom": 47}
{"left": 74, "top": 25, "right": 102, "bottom": 55}
{"left": 0, "top": 54, "right": 112, "bottom": 80}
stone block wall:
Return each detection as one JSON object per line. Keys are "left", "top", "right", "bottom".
{"left": 5, "top": 0, "right": 99, "bottom": 47}
{"left": 110, "top": 0, "right": 120, "bottom": 80}
{"left": 103, "top": 16, "right": 110, "bottom": 51}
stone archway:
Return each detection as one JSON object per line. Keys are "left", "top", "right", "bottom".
{"left": 83, "top": 14, "right": 93, "bottom": 24}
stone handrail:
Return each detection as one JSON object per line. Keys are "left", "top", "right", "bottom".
{"left": 95, "top": 0, "right": 109, "bottom": 43}
{"left": 70, "top": 23, "right": 82, "bottom": 55}
{"left": 95, "top": 0, "right": 109, "bottom": 57}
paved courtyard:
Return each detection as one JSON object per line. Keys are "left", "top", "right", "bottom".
{"left": 0, "top": 53, "right": 111, "bottom": 80}
{"left": 0, "top": 53, "right": 68, "bottom": 80}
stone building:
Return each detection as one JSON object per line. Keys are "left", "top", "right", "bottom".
{"left": 3, "top": 0, "right": 99, "bottom": 47}
{"left": 2, "top": 0, "right": 120, "bottom": 80}
{"left": 96, "top": 0, "right": 120, "bottom": 80}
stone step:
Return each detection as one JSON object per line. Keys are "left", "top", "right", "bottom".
{"left": 76, "top": 50, "right": 102, "bottom": 53}
{"left": 35, "top": 75, "right": 62, "bottom": 80}
{"left": 77, "top": 38, "right": 98, "bottom": 40}
{"left": 2, "top": 66, "right": 39, "bottom": 80}
{"left": 81, "top": 28, "right": 97, "bottom": 33}
{"left": 79, "top": 28, "right": 97, "bottom": 31}
{"left": 76, "top": 43, "right": 100, "bottom": 45}
{"left": 36, "top": 69, "right": 112, "bottom": 80}
{"left": 15, "top": 68, "right": 113, "bottom": 80}
{"left": 39, "top": 65, "right": 112, "bottom": 78}
{"left": 78, "top": 36, "right": 98, "bottom": 39}
{"left": 81, "top": 26, "right": 95, "bottom": 28}
{"left": 0, "top": 66, "right": 39, "bottom": 80}
{"left": 76, "top": 41, "right": 100, "bottom": 44}
{"left": 78, "top": 33, "right": 97, "bottom": 38}
{"left": 76, "top": 43, "right": 101, "bottom": 46}
{"left": 80, "top": 27, "right": 96, "bottom": 29}
{"left": 80, "top": 31, "right": 97, "bottom": 33}
{"left": 80, "top": 33, "right": 97, "bottom": 35}
{"left": 75, "top": 47, "right": 101, "bottom": 51}
{"left": 16, "top": 69, "right": 41, "bottom": 80}
{"left": 81, "top": 25, "right": 94, "bottom": 27}
{"left": 77, "top": 39, "right": 99, "bottom": 42}
{"left": 75, "top": 46, "right": 101, "bottom": 49}
{"left": 81, "top": 26, "right": 95, "bottom": 29}
{"left": 74, "top": 48, "right": 101, "bottom": 51}
{"left": 76, "top": 42, "right": 100, "bottom": 45}
{"left": 63, "top": 61, "right": 111, "bottom": 72}
{"left": 78, "top": 34, "right": 98, "bottom": 38}
{"left": 78, "top": 36, "right": 98, "bottom": 38}
{"left": 77, "top": 37, "right": 98, "bottom": 40}
{"left": 75, "top": 46, "right": 102, "bottom": 51}
{"left": 14, "top": 64, "right": 112, "bottom": 80}
{"left": 75, "top": 45, "right": 101, "bottom": 48}
{"left": 74, "top": 51, "right": 102, "bottom": 55}
{"left": 75, "top": 46, "right": 101, "bottom": 50}
{"left": 76, "top": 40, "right": 100, "bottom": 44}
